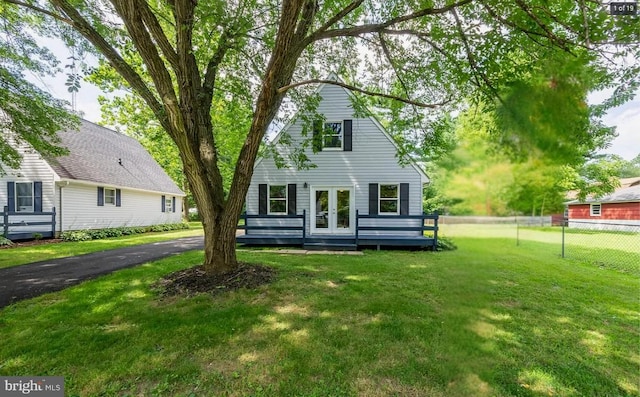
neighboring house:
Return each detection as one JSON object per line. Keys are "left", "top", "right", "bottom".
{"left": 237, "top": 81, "right": 437, "bottom": 249}
{"left": 1, "top": 120, "right": 185, "bottom": 239}
{"left": 566, "top": 178, "right": 640, "bottom": 232}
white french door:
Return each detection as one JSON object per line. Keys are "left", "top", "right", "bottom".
{"left": 310, "top": 186, "right": 354, "bottom": 235}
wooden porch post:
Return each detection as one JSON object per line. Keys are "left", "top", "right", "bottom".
{"left": 433, "top": 211, "right": 439, "bottom": 250}
{"left": 3, "top": 206, "right": 8, "bottom": 238}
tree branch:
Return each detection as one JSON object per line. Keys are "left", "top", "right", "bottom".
{"left": 307, "top": 0, "right": 474, "bottom": 43}
{"left": 4, "top": 0, "right": 72, "bottom": 24}
{"left": 378, "top": 33, "right": 412, "bottom": 102}
{"left": 136, "top": 0, "right": 180, "bottom": 70}
{"left": 202, "top": 27, "right": 232, "bottom": 102}
{"left": 294, "top": 0, "right": 318, "bottom": 40}
{"left": 451, "top": 8, "right": 504, "bottom": 105}
{"left": 514, "top": 0, "right": 572, "bottom": 52}
{"left": 110, "top": 0, "right": 179, "bottom": 114}
{"left": 47, "top": 0, "right": 168, "bottom": 129}
{"left": 311, "top": 0, "right": 364, "bottom": 36}
{"left": 277, "top": 79, "right": 449, "bottom": 108}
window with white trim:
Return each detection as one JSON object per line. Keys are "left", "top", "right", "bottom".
{"left": 16, "top": 182, "right": 34, "bottom": 212}
{"left": 104, "top": 188, "right": 116, "bottom": 205}
{"left": 165, "top": 197, "right": 173, "bottom": 212}
{"left": 269, "top": 185, "right": 287, "bottom": 214}
{"left": 590, "top": 203, "right": 601, "bottom": 216}
{"left": 379, "top": 184, "right": 399, "bottom": 215}
{"left": 323, "top": 121, "right": 343, "bottom": 149}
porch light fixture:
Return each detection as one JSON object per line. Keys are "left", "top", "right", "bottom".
{"left": 303, "top": 182, "right": 308, "bottom": 188}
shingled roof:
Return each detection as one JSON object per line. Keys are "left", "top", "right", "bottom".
{"left": 46, "top": 120, "right": 184, "bottom": 196}
{"left": 567, "top": 184, "right": 640, "bottom": 204}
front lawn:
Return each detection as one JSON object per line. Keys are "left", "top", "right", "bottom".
{"left": 0, "top": 237, "right": 638, "bottom": 396}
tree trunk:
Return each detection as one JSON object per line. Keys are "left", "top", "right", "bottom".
{"left": 201, "top": 213, "right": 238, "bottom": 275}
{"left": 182, "top": 179, "right": 190, "bottom": 222}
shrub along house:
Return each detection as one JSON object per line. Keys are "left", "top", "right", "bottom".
{"left": 237, "top": 81, "right": 438, "bottom": 250}
{"left": 1, "top": 120, "right": 185, "bottom": 239}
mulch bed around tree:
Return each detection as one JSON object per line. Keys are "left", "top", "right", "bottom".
{"left": 153, "top": 263, "right": 277, "bottom": 298}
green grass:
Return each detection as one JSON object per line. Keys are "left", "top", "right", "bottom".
{"left": 0, "top": 223, "right": 203, "bottom": 269}
{"left": 1, "top": 236, "right": 638, "bottom": 396}
{"left": 441, "top": 224, "right": 640, "bottom": 276}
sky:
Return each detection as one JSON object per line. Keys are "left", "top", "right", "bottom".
{"left": 30, "top": 42, "right": 639, "bottom": 161}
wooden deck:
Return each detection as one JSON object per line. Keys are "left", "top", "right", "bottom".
{"left": 237, "top": 211, "right": 439, "bottom": 250}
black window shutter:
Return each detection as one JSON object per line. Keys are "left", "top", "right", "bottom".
{"left": 287, "top": 184, "right": 296, "bottom": 215}
{"left": 97, "top": 187, "right": 104, "bottom": 206}
{"left": 369, "top": 183, "right": 378, "bottom": 215}
{"left": 172, "top": 196, "right": 176, "bottom": 213}
{"left": 400, "top": 183, "right": 409, "bottom": 215}
{"left": 258, "top": 184, "right": 267, "bottom": 215}
{"left": 34, "top": 182, "right": 43, "bottom": 212}
{"left": 161, "top": 195, "right": 166, "bottom": 212}
{"left": 7, "top": 182, "right": 15, "bottom": 212}
{"left": 344, "top": 119, "right": 352, "bottom": 151}
{"left": 116, "top": 189, "right": 122, "bottom": 207}
{"left": 312, "top": 120, "right": 323, "bottom": 152}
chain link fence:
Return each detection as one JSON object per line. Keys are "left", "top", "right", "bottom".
{"left": 439, "top": 216, "right": 639, "bottom": 276}
{"left": 561, "top": 220, "right": 640, "bottom": 275}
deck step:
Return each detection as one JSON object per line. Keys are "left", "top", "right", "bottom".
{"left": 303, "top": 242, "right": 358, "bottom": 251}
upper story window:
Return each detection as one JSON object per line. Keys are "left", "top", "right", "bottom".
{"left": 312, "top": 119, "right": 352, "bottom": 153}
{"left": 323, "top": 121, "right": 343, "bottom": 149}
{"left": 379, "top": 184, "right": 399, "bottom": 215}
{"left": 590, "top": 203, "right": 601, "bottom": 216}
{"left": 104, "top": 188, "right": 116, "bottom": 205}
{"left": 269, "top": 185, "right": 287, "bottom": 214}
{"left": 16, "top": 182, "right": 34, "bottom": 212}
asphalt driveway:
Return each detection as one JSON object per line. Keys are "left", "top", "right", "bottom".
{"left": 0, "top": 236, "right": 204, "bottom": 308}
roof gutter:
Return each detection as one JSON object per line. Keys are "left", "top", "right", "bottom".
{"left": 55, "top": 178, "right": 186, "bottom": 197}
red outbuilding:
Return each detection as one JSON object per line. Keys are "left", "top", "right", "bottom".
{"left": 566, "top": 178, "right": 640, "bottom": 232}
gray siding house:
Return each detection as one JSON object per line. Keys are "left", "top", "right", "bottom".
{"left": 238, "top": 82, "right": 437, "bottom": 249}
{"left": 1, "top": 120, "right": 185, "bottom": 239}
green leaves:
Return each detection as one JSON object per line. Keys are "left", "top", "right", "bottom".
{"left": 0, "top": 2, "right": 79, "bottom": 174}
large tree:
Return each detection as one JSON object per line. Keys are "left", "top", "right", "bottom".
{"left": 2, "top": 0, "right": 638, "bottom": 274}
{"left": 0, "top": 1, "right": 77, "bottom": 174}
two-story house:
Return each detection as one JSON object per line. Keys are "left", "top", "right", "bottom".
{"left": 238, "top": 81, "right": 437, "bottom": 250}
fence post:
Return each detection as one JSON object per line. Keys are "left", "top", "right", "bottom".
{"left": 562, "top": 216, "right": 566, "bottom": 258}
{"left": 433, "top": 211, "right": 439, "bottom": 250}
{"left": 244, "top": 212, "right": 249, "bottom": 235}
{"left": 3, "top": 206, "right": 8, "bottom": 238}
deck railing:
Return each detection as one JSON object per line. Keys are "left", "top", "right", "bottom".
{"left": 355, "top": 210, "right": 439, "bottom": 248}
{"left": 239, "top": 210, "right": 439, "bottom": 248}
{"left": 2, "top": 206, "right": 57, "bottom": 240}
{"left": 239, "top": 210, "right": 306, "bottom": 241}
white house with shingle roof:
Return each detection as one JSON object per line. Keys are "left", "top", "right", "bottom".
{"left": 1, "top": 120, "right": 185, "bottom": 239}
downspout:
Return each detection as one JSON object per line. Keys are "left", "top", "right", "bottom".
{"left": 58, "top": 181, "right": 69, "bottom": 236}
{"left": 58, "top": 185, "right": 63, "bottom": 236}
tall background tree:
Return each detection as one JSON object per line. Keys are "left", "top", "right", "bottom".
{"left": 0, "top": 1, "right": 77, "bottom": 174}
{"left": 2, "top": 0, "right": 638, "bottom": 274}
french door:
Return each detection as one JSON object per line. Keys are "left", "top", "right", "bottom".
{"left": 310, "top": 186, "right": 354, "bottom": 234}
